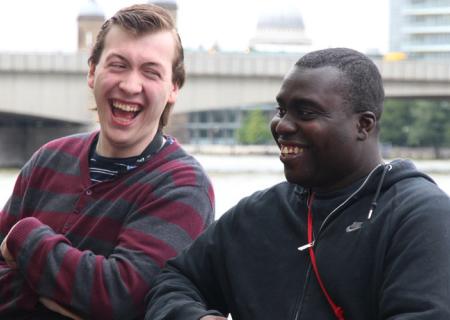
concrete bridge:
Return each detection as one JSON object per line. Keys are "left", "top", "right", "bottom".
{"left": 1, "top": 51, "right": 450, "bottom": 166}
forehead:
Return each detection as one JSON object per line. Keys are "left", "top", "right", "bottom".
{"left": 278, "top": 66, "right": 345, "bottom": 100}
{"left": 101, "top": 25, "right": 176, "bottom": 62}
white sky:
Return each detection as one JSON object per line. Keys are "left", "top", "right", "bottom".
{"left": 0, "top": 0, "right": 390, "bottom": 54}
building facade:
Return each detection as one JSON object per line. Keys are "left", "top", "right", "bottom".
{"left": 77, "top": 0, "right": 105, "bottom": 51}
{"left": 390, "top": 0, "right": 450, "bottom": 60}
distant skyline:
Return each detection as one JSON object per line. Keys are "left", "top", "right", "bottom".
{"left": 0, "top": 0, "right": 389, "bottom": 53}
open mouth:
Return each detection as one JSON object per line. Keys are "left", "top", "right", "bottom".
{"left": 110, "top": 100, "right": 142, "bottom": 123}
{"left": 280, "top": 144, "right": 304, "bottom": 157}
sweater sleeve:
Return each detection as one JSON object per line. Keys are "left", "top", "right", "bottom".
{"left": 378, "top": 187, "right": 450, "bottom": 319}
{"left": 0, "top": 156, "right": 41, "bottom": 314}
{"left": 5, "top": 181, "right": 215, "bottom": 320}
{"left": 145, "top": 217, "right": 230, "bottom": 320}
{"left": 0, "top": 263, "right": 38, "bottom": 314}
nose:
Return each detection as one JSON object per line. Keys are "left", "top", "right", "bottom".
{"left": 271, "top": 113, "right": 296, "bottom": 135}
{"left": 119, "top": 71, "right": 143, "bottom": 95}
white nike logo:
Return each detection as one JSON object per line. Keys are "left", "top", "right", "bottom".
{"left": 346, "top": 221, "right": 364, "bottom": 232}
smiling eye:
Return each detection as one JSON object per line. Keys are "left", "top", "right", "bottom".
{"left": 276, "top": 106, "right": 286, "bottom": 117}
{"left": 142, "top": 68, "right": 162, "bottom": 80}
{"left": 295, "top": 108, "right": 320, "bottom": 120}
{"left": 109, "top": 62, "right": 127, "bottom": 70}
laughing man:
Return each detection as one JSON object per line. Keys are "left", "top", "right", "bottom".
{"left": 0, "top": 4, "right": 214, "bottom": 319}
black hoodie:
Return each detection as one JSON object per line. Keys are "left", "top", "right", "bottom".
{"left": 146, "top": 159, "right": 450, "bottom": 320}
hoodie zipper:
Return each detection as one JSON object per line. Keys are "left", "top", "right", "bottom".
{"left": 293, "top": 163, "right": 386, "bottom": 320}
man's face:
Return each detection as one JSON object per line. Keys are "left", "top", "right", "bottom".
{"left": 271, "top": 66, "right": 364, "bottom": 192}
{"left": 88, "top": 26, "right": 179, "bottom": 158}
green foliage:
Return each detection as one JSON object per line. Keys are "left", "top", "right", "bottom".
{"left": 380, "top": 99, "right": 450, "bottom": 158}
{"left": 380, "top": 100, "right": 413, "bottom": 146}
{"left": 407, "top": 100, "right": 450, "bottom": 147}
{"left": 237, "top": 109, "right": 273, "bottom": 145}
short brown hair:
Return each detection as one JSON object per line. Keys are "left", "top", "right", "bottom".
{"left": 89, "top": 4, "right": 185, "bottom": 88}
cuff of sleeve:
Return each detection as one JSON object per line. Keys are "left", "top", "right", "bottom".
{"left": 172, "top": 304, "right": 224, "bottom": 320}
{"left": 6, "top": 217, "right": 45, "bottom": 260}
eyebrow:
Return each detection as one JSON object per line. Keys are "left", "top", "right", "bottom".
{"left": 105, "top": 54, "right": 164, "bottom": 71}
{"left": 277, "top": 96, "right": 320, "bottom": 109}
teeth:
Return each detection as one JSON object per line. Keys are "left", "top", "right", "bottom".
{"left": 112, "top": 101, "right": 140, "bottom": 112}
{"left": 281, "top": 145, "right": 303, "bottom": 155}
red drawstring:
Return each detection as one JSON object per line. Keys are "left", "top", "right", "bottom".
{"left": 307, "top": 193, "right": 345, "bottom": 320}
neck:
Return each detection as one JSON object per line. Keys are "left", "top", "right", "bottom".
{"left": 96, "top": 131, "right": 157, "bottom": 158}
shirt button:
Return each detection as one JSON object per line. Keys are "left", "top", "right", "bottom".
{"left": 86, "top": 190, "right": 92, "bottom": 196}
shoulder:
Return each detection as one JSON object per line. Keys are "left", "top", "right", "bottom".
{"left": 41, "top": 132, "right": 94, "bottom": 153}
{"left": 390, "top": 174, "right": 449, "bottom": 210}
{"left": 151, "top": 139, "right": 212, "bottom": 187}
{"left": 236, "top": 181, "right": 296, "bottom": 208}
{"left": 218, "top": 181, "right": 297, "bottom": 226}
{"left": 383, "top": 159, "right": 449, "bottom": 212}
{"left": 378, "top": 174, "right": 450, "bottom": 243}
{"left": 22, "top": 131, "right": 94, "bottom": 172}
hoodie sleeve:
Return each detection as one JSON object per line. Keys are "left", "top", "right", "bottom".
{"left": 145, "top": 219, "right": 230, "bottom": 320}
{"left": 378, "top": 182, "right": 450, "bottom": 319}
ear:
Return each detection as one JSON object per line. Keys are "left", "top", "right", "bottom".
{"left": 356, "top": 111, "right": 377, "bottom": 141}
{"left": 159, "top": 104, "right": 174, "bottom": 130}
{"left": 87, "top": 63, "right": 96, "bottom": 89}
{"left": 167, "top": 83, "right": 179, "bottom": 105}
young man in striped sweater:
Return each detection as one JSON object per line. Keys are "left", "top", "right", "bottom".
{"left": 0, "top": 4, "right": 214, "bottom": 319}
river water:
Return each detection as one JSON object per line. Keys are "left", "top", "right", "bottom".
{"left": 1, "top": 156, "right": 450, "bottom": 218}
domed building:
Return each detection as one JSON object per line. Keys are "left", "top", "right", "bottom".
{"left": 249, "top": 0, "right": 311, "bottom": 52}
{"left": 148, "top": 0, "right": 178, "bottom": 24}
{"left": 77, "top": 0, "right": 105, "bottom": 51}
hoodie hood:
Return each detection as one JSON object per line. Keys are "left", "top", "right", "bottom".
{"left": 348, "top": 159, "right": 435, "bottom": 220}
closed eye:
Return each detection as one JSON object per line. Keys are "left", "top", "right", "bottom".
{"left": 109, "top": 63, "right": 127, "bottom": 70}
{"left": 142, "top": 68, "right": 162, "bottom": 80}
{"left": 276, "top": 106, "right": 286, "bottom": 117}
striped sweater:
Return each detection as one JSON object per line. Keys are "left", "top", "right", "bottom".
{"left": 0, "top": 132, "right": 215, "bottom": 319}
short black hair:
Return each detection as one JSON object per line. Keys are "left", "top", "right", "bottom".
{"left": 295, "top": 48, "right": 384, "bottom": 119}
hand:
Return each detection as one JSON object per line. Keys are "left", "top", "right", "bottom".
{"left": 200, "top": 316, "right": 227, "bottom": 320}
{"left": 0, "top": 232, "right": 17, "bottom": 268}
{"left": 39, "top": 297, "right": 83, "bottom": 320}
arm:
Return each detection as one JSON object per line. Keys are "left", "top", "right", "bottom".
{"left": 379, "top": 189, "right": 450, "bottom": 319}
{"left": 0, "top": 160, "right": 41, "bottom": 314}
{"left": 145, "top": 219, "right": 229, "bottom": 320}
{"left": 5, "top": 182, "right": 214, "bottom": 319}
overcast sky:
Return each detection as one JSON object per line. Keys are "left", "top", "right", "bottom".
{"left": 0, "top": 0, "right": 389, "bottom": 53}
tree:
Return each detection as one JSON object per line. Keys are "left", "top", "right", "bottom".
{"left": 380, "top": 99, "right": 413, "bottom": 146}
{"left": 380, "top": 99, "right": 450, "bottom": 158}
{"left": 237, "top": 109, "right": 273, "bottom": 145}
{"left": 407, "top": 100, "right": 450, "bottom": 158}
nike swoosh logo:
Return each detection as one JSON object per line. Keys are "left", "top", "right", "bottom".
{"left": 346, "top": 221, "right": 364, "bottom": 232}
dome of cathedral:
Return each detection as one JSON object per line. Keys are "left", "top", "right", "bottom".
{"left": 257, "top": 6, "right": 305, "bottom": 30}
{"left": 250, "top": 1, "right": 311, "bottom": 52}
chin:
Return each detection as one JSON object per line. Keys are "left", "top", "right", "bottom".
{"left": 283, "top": 168, "right": 300, "bottom": 185}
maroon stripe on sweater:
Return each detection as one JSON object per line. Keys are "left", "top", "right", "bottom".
{"left": 44, "top": 134, "right": 91, "bottom": 158}
{"left": 68, "top": 214, "right": 123, "bottom": 243}
{"left": 25, "top": 233, "right": 70, "bottom": 284}
{"left": 169, "top": 161, "right": 198, "bottom": 186}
